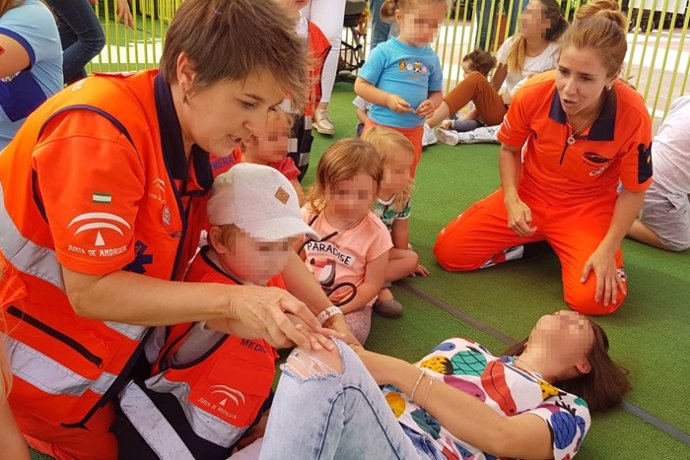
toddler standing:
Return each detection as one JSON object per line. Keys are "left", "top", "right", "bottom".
{"left": 354, "top": 0, "right": 447, "bottom": 176}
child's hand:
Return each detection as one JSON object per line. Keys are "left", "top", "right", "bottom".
{"left": 440, "top": 119, "right": 454, "bottom": 129}
{"left": 285, "top": 313, "right": 345, "bottom": 351}
{"left": 416, "top": 99, "right": 436, "bottom": 119}
{"left": 386, "top": 94, "right": 414, "bottom": 114}
{"left": 500, "top": 90, "right": 512, "bottom": 106}
{"left": 411, "top": 263, "right": 430, "bottom": 277}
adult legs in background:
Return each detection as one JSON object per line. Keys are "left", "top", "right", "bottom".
{"left": 426, "top": 72, "right": 507, "bottom": 128}
{"left": 303, "top": 0, "right": 347, "bottom": 135}
{"left": 370, "top": 0, "right": 391, "bottom": 49}
{"left": 46, "top": 0, "right": 106, "bottom": 84}
{"left": 259, "top": 341, "right": 437, "bottom": 460}
{"left": 627, "top": 183, "right": 690, "bottom": 252}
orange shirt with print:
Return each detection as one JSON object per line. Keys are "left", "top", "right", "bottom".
{"left": 497, "top": 70, "right": 652, "bottom": 206}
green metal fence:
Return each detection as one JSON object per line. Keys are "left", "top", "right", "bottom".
{"left": 89, "top": 0, "right": 689, "bottom": 123}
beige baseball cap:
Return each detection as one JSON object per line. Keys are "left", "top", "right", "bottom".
{"left": 207, "top": 163, "right": 319, "bottom": 242}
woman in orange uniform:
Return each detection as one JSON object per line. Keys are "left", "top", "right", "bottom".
{"left": 0, "top": 1, "right": 349, "bottom": 458}
{"left": 433, "top": 1, "right": 652, "bottom": 315}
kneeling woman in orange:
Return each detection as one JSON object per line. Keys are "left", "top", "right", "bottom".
{"left": 433, "top": 5, "right": 652, "bottom": 315}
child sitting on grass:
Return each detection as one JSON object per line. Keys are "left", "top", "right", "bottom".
{"left": 362, "top": 126, "right": 429, "bottom": 317}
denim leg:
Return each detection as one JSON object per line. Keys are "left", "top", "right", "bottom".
{"left": 260, "top": 341, "right": 439, "bottom": 460}
{"left": 370, "top": 0, "right": 391, "bottom": 49}
{"left": 45, "top": 0, "right": 105, "bottom": 84}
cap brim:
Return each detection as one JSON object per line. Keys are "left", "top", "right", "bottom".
{"left": 239, "top": 216, "right": 320, "bottom": 242}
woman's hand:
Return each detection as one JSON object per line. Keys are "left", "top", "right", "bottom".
{"left": 581, "top": 246, "right": 626, "bottom": 306}
{"left": 226, "top": 285, "right": 335, "bottom": 350}
{"left": 284, "top": 313, "right": 344, "bottom": 351}
{"left": 386, "top": 94, "right": 414, "bottom": 114}
{"left": 504, "top": 197, "right": 537, "bottom": 236}
{"left": 440, "top": 119, "right": 454, "bottom": 129}
{"left": 116, "top": 0, "right": 134, "bottom": 29}
{"left": 416, "top": 99, "right": 436, "bottom": 119}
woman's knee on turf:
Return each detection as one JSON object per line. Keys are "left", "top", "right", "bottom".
{"left": 564, "top": 284, "right": 626, "bottom": 315}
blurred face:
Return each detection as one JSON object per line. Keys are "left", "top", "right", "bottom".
{"left": 212, "top": 228, "right": 293, "bottom": 285}
{"left": 520, "top": 0, "right": 550, "bottom": 40}
{"left": 531, "top": 310, "right": 595, "bottom": 367}
{"left": 396, "top": 2, "right": 447, "bottom": 46}
{"left": 178, "top": 64, "right": 285, "bottom": 158}
{"left": 462, "top": 60, "right": 473, "bottom": 77}
{"left": 381, "top": 152, "right": 413, "bottom": 195}
{"left": 556, "top": 46, "right": 616, "bottom": 119}
{"left": 245, "top": 117, "right": 290, "bottom": 165}
{"left": 325, "top": 173, "right": 378, "bottom": 222}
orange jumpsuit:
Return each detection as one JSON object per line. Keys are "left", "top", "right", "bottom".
{"left": 434, "top": 71, "right": 652, "bottom": 315}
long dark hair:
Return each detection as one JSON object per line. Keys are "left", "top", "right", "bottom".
{"left": 504, "top": 320, "right": 631, "bottom": 412}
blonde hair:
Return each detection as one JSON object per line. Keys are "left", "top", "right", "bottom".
{"left": 381, "top": 0, "right": 447, "bottom": 17}
{"left": 506, "top": 0, "right": 568, "bottom": 74}
{"left": 159, "top": 0, "right": 307, "bottom": 111}
{"left": 305, "top": 138, "right": 383, "bottom": 214}
{"left": 561, "top": 1, "right": 627, "bottom": 77}
{"left": 361, "top": 126, "right": 413, "bottom": 212}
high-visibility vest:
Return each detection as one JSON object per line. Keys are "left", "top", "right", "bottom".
{"left": 0, "top": 70, "right": 211, "bottom": 428}
{"left": 116, "top": 249, "right": 278, "bottom": 459}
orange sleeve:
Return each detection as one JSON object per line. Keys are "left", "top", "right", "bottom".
{"left": 32, "top": 110, "right": 146, "bottom": 275}
{"left": 496, "top": 85, "right": 534, "bottom": 148}
{"left": 618, "top": 108, "right": 653, "bottom": 193}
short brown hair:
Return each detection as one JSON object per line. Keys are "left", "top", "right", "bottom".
{"left": 160, "top": 0, "right": 307, "bottom": 110}
{"left": 381, "top": 0, "right": 447, "bottom": 18}
{"left": 562, "top": 1, "right": 628, "bottom": 77}
{"left": 505, "top": 320, "right": 631, "bottom": 412}
{"left": 306, "top": 138, "right": 383, "bottom": 214}
{"left": 463, "top": 50, "right": 497, "bottom": 77}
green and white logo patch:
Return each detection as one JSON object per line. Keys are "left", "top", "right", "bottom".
{"left": 92, "top": 193, "right": 112, "bottom": 204}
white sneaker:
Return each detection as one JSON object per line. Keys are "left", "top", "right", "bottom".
{"left": 434, "top": 128, "right": 461, "bottom": 146}
{"left": 313, "top": 107, "right": 335, "bottom": 135}
{"left": 422, "top": 124, "right": 437, "bottom": 146}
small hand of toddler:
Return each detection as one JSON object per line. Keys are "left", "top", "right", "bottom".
{"left": 500, "top": 90, "right": 512, "bottom": 106}
{"left": 411, "top": 263, "right": 430, "bottom": 277}
{"left": 387, "top": 94, "right": 414, "bottom": 114}
{"left": 440, "top": 119, "right": 454, "bottom": 130}
{"left": 416, "top": 99, "right": 436, "bottom": 119}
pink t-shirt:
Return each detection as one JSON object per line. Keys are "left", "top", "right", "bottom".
{"left": 301, "top": 209, "right": 392, "bottom": 305}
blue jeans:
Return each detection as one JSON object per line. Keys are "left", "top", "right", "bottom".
{"left": 370, "top": 0, "right": 391, "bottom": 49}
{"left": 475, "top": 0, "right": 528, "bottom": 50}
{"left": 45, "top": 0, "right": 105, "bottom": 84}
{"left": 259, "top": 341, "right": 444, "bottom": 460}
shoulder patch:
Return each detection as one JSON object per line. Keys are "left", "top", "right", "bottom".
{"left": 637, "top": 142, "right": 653, "bottom": 184}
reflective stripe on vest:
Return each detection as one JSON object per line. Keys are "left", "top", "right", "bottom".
{"left": 145, "top": 373, "right": 247, "bottom": 449}
{"left": 119, "top": 381, "right": 196, "bottom": 460}
{"left": 6, "top": 335, "right": 116, "bottom": 396}
{"left": 0, "top": 182, "right": 64, "bottom": 291}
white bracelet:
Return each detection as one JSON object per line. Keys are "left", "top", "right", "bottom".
{"left": 317, "top": 305, "right": 344, "bottom": 326}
